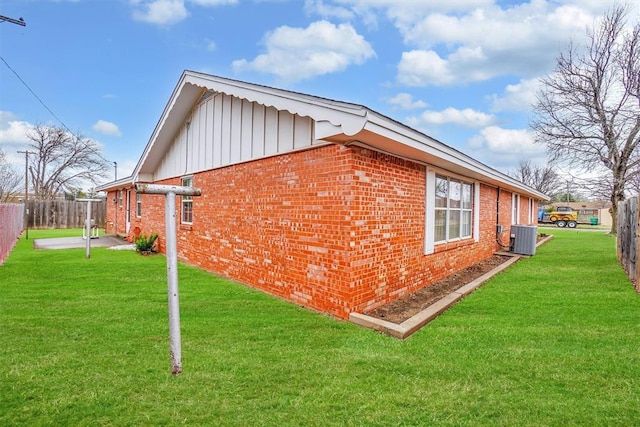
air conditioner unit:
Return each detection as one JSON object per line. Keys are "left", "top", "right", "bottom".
{"left": 510, "top": 225, "right": 537, "bottom": 256}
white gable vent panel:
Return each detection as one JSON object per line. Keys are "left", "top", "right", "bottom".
{"left": 510, "top": 225, "right": 537, "bottom": 256}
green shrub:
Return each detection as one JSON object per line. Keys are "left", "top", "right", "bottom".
{"left": 135, "top": 233, "right": 158, "bottom": 254}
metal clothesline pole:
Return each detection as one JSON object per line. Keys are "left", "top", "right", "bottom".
{"left": 77, "top": 198, "right": 101, "bottom": 259}
{"left": 134, "top": 183, "right": 201, "bottom": 375}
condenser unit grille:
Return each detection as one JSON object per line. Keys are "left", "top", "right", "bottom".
{"left": 510, "top": 225, "right": 537, "bottom": 256}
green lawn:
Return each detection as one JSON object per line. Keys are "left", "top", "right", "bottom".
{"left": 1, "top": 228, "right": 639, "bottom": 425}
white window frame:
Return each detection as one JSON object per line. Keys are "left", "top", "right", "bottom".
{"left": 528, "top": 197, "right": 535, "bottom": 224}
{"left": 181, "top": 176, "right": 193, "bottom": 224}
{"left": 136, "top": 193, "right": 142, "bottom": 217}
{"left": 425, "top": 168, "right": 478, "bottom": 254}
{"left": 118, "top": 190, "right": 123, "bottom": 207}
{"left": 512, "top": 193, "right": 520, "bottom": 225}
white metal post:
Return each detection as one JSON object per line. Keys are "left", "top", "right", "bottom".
{"left": 85, "top": 200, "right": 92, "bottom": 258}
{"left": 134, "top": 183, "right": 201, "bottom": 375}
{"left": 164, "top": 190, "right": 182, "bottom": 375}
{"left": 77, "top": 198, "right": 100, "bottom": 259}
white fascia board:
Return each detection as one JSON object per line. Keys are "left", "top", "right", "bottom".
{"left": 95, "top": 175, "right": 135, "bottom": 192}
{"left": 132, "top": 71, "right": 370, "bottom": 181}
{"left": 362, "top": 112, "right": 549, "bottom": 201}
{"left": 183, "top": 71, "right": 368, "bottom": 136}
{"left": 134, "top": 79, "right": 204, "bottom": 177}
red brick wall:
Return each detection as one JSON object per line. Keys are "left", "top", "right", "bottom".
{"left": 105, "top": 189, "right": 137, "bottom": 239}
{"left": 112, "top": 144, "right": 522, "bottom": 319}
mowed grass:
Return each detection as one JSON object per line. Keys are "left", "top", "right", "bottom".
{"left": 1, "top": 228, "right": 640, "bottom": 425}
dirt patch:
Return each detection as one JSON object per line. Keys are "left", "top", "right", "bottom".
{"left": 366, "top": 254, "right": 514, "bottom": 324}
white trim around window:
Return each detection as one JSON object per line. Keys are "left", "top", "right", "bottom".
{"left": 512, "top": 193, "right": 520, "bottom": 224}
{"left": 425, "top": 168, "right": 478, "bottom": 255}
{"left": 529, "top": 197, "right": 535, "bottom": 224}
{"left": 473, "top": 180, "right": 480, "bottom": 243}
{"left": 181, "top": 176, "right": 193, "bottom": 224}
{"left": 136, "top": 193, "right": 142, "bottom": 217}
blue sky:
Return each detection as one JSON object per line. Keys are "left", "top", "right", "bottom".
{"left": 0, "top": 0, "right": 630, "bottom": 188}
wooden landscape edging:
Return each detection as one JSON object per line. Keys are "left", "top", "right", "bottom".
{"left": 350, "top": 234, "right": 555, "bottom": 339}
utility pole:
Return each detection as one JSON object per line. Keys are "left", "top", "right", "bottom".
{"left": 0, "top": 14, "right": 26, "bottom": 26}
{"left": 17, "top": 150, "right": 33, "bottom": 239}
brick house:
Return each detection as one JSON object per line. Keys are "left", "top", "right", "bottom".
{"left": 96, "top": 71, "right": 548, "bottom": 319}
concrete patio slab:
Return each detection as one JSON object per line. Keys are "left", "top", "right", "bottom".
{"left": 33, "top": 235, "right": 131, "bottom": 250}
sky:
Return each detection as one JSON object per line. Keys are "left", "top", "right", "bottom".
{"left": 0, "top": 0, "right": 635, "bottom": 190}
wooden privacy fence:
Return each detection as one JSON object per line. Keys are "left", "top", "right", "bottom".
{"left": 25, "top": 200, "right": 106, "bottom": 229}
{"left": 0, "top": 203, "right": 24, "bottom": 265}
{"left": 617, "top": 197, "right": 640, "bottom": 292}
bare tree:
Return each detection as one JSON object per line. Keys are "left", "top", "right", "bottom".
{"left": 0, "top": 148, "right": 22, "bottom": 202}
{"left": 509, "top": 159, "right": 561, "bottom": 198}
{"left": 531, "top": 5, "right": 640, "bottom": 234}
{"left": 26, "top": 124, "right": 109, "bottom": 200}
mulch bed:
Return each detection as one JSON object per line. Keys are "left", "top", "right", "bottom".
{"left": 366, "top": 254, "right": 513, "bottom": 324}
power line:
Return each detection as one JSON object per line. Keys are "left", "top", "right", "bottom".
{"left": 0, "top": 55, "right": 73, "bottom": 136}
{"left": 0, "top": 14, "right": 26, "bottom": 26}
{"left": 0, "top": 55, "right": 112, "bottom": 164}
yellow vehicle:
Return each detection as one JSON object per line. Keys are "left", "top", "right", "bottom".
{"left": 539, "top": 206, "right": 578, "bottom": 228}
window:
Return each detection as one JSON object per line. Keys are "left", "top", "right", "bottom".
{"left": 512, "top": 193, "right": 520, "bottom": 224}
{"left": 529, "top": 198, "right": 535, "bottom": 224}
{"left": 181, "top": 176, "right": 193, "bottom": 224}
{"left": 136, "top": 193, "right": 142, "bottom": 217}
{"left": 118, "top": 190, "right": 123, "bottom": 207}
{"left": 434, "top": 175, "right": 473, "bottom": 243}
{"left": 425, "top": 169, "right": 478, "bottom": 254}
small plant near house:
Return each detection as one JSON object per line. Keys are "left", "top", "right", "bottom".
{"left": 135, "top": 233, "right": 158, "bottom": 255}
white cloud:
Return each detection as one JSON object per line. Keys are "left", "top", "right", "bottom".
{"left": 129, "top": 0, "right": 241, "bottom": 26}
{"left": 467, "top": 126, "right": 547, "bottom": 169}
{"left": 490, "top": 78, "right": 541, "bottom": 112}
{"left": 0, "top": 112, "right": 33, "bottom": 166}
{"left": 408, "top": 107, "right": 494, "bottom": 129}
{"left": 132, "top": 0, "right": 188, "bottom": 25}
{"left": 0, "top": 112, "right": 32, "bottom": 144}
{"left": 189, "top": 0, "right": 237, "bottom": 5}
{"left": 205, "top": 38, "right": 217, "bottom": 51}
{"left": 387, "top": 93, "right": 427, "bottom": 110}
{"left": 92, "top": 120, "right": 122, "bottom": 137}
{"left": 469, "top": 126, "right": 541, "bottom": 153}
{"left": 397, "top": 50, "right": 451, "bottom": 86}
{"left": 389, "top": 1, "right": 601, "bottom": 86}
{"left": 305, "top": 0, "right": 355, "bottom": 21}
{"left": 232, "top": 20, "right": 375, "bottom": 82}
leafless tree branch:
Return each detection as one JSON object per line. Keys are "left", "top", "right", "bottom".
{"left": 26, "top": 124, "right": 109, "bottom": 200}
{"left": 531, "top": 4, "right": 640, "bottom": 233}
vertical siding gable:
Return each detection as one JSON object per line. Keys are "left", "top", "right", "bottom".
{"left": 212, "top": 94, "right": 223, "bottom": 167}
{"left": 294, "top": 115, "right": 312, "bottom": 149}
{"left": 241, "top": 100, "right": 253, "bottom": 161}
{"left": 264, "top": 107, "right": 279, "bottom": 156}
{"left": 154, "top": 93, "right": 316, "bottom": 181}
{"left": 220, "top": 95, "right": 232, "bottom": 165}
{"left": 204, "top": 98, "right": 214, "bottom": 167}
{"left": 252, "top": 104, "right": 266, "bottom": 158}
{"left": 278, "top": 111, "right": 294, "bottom": 152}
{"left": 230, "top": 97, "right": 242, "bottom": 163}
